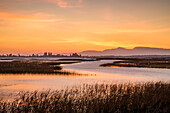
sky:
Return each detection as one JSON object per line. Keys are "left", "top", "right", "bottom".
{"left": 0, "top": 0, "right": 170, "bottom": 54}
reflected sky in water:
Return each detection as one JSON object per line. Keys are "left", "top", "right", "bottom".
{"left": 0, "top": 60, "right": 170, "bottom": 100}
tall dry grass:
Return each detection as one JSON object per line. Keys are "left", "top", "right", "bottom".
{"left": 0, "top": 82, "right": 169, "bottom": 113}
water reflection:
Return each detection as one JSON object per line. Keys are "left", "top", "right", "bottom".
{"left": 1, "top": 60, "right": 170, "bottom": 100}
{"left": 62, "top": 60, "right": 170, "bottom": 81}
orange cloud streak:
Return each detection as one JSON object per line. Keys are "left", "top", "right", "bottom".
{"left": 0, "top": 12, "right": 35, "bottom": 20}
{"left": 0, "top": 12, "right": 62, "bottom": 22}
{"left": 17, "top": 0, "right": 82, "bottom": 8}
{"left": 44, "top": 0, "right": 83, "bottom": 8}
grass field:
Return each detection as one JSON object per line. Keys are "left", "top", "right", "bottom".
{"left": 0, "top": 82, "right": 169, "bottom": 113}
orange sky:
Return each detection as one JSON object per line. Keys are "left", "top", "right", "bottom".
{"left": 0, "top": 0, "right": 170, "bottom": 54}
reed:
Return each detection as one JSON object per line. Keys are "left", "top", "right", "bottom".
{"left": 0, "top": 82, "right": 169, "bottom": 113}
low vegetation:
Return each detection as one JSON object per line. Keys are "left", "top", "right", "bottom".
{"left": 0, "top": 82, "right": 169, "bottom": 112}
{"left": 0, "top": 61, "right": 80, "bottom": 75}
{"left": 101, "top": 59, "right": 170, "bottom": 69}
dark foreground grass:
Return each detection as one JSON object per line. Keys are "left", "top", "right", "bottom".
{"left": 0, "top": 82, "right": 169, "bottom": 113}
{"left": 0, "top": 61, "right": 82, "bottom": 75}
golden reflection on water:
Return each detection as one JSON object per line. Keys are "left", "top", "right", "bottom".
{"left": 0, "top": 72, "right": 168, "bottom": 101}
{"left": 0, "top": 67, "right": 168, "bottom": 99}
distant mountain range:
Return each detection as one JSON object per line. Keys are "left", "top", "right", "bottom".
{"left": 80, "top": 47, "right": 170, "bottom": 56}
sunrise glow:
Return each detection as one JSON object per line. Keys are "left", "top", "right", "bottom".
{"left": 0, "top": 0, "right": 170, "bottom": 54}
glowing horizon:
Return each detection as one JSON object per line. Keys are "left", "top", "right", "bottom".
{"left": 0, "top": 0, "right": 170, "bottom": 54}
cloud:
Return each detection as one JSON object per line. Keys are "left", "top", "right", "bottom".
{"left": 50, "top": 38, "right": 86, "bottom": 43}
{"left": 50, "top": 38, "right": 144, "bottom": 48}
{"left": 0, "top": 12, "right": 63, "bottom": 22}
{"left": 89, "top": 28, "right": 170, "bottom": 35}
{"left": 86, "top": 41, "right": 138, "bottom": 48}
{"left": 16, "top": 0, "right": 83, "bottom": 8}
{"left": 47, "top": 0, "right": 82, "bottom": 8}
{"left": 50, "top": 40, "right": 78, "bottom": 43}
{"left": 115, "top": 28, "right": 170, "bottom": 33}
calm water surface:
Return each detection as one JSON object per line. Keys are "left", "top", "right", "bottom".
{"left": 0, "top": 60, "right": 170, "bottom": 99}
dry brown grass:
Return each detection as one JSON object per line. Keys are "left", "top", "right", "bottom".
{"left": 0, "top": 82, "right": 169, "bottom": 113}
{"left": 101, "top": 60, "right": 170, "bottom": 69}
{"left": 0, "top": 61, "right": 82, "bottom": 75}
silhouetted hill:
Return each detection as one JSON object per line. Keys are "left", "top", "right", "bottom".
{"left": 80, "top": 47, "right": 170, "bottom": 56}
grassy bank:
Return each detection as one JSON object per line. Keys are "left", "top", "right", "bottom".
{"left": 0, "top": 61, "right": 80, "bottom": 75}
{"left": 101, "top": 59, "right": 170, "bottom": 69}
{"left": 0, "top": 82, "right": 169, "bottom": 113}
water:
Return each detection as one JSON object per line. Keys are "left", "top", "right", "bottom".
{"left": 62, "top": 60, "right": 170, "bottom": 81}
{"left": 0, "top": 59, "right": 170, "bottom": 100}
